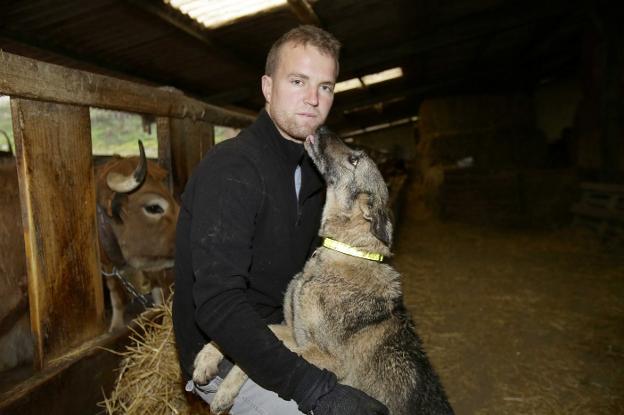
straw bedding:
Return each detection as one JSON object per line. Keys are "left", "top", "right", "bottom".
{"left": 101, "top": 302, "right": 211, "bottom": 415}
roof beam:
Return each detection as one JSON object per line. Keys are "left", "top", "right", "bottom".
{"left": 126, "top": 0, "right": 257, "bottom": 76}
{"left": 205, "top": 2, "right": 577, "bottom": 106}
{"left": 340, "top": 2, "right": 577, "bottom": 75}
{"left": 287, "top": 0, "right": 321, "bottom": 25}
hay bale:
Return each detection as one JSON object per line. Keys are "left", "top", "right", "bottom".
{"left": 417, "top": 94, "right": 547, "bottom": 171}
{"left": 101, "top": 302, "right": 210, "bottom": 415}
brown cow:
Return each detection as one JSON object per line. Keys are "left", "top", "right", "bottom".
{"left": 0, "top": 142, "right": 179, "bottom": 371}
{"left": 0, "top": 158, "right": 31, "bottom": 372}
{"left": 95, "top": 142, "right": 179, "bottom": 330}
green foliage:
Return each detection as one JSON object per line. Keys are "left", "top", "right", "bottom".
{"left": 90, "top": 109, "right": 158, "bottom": 157}
{"left": 0, "top": 97, "right": 240, "bottom": 156}
{"left": 0, "top": 96, "right": 13, "bottom": 152}
{"left": 0, "top": 98, "right": 158, "bottom": 157}
{"left": 214, "top": 125, "right": 240, "bottom": 144}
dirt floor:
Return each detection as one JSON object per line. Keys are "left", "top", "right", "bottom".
{"left": 393, "top": 181, "right": 624, "bottom": 414}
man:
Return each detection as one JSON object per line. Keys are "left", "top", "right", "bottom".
{"left": 173, "top": 25, "right": 389, "bottom": 415}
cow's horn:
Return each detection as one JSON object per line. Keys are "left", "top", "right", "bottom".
{"left": 106, "top": 140, "right": 148, "bottom": 193}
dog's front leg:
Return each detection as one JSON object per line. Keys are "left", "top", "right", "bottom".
{"left": 270, "top": 324, "right": 345, "bottom": 380}
{"left": 210, "top": 365, "right": 248, "bottom": 414}
{"left": 209, "top": 326, "right": 291, "bottom": 413}
{"left": 193, "top": 342, "right": 224, "bottom": 384}
{"left": 299, "top": 344, "right": 345, "bottom": 380}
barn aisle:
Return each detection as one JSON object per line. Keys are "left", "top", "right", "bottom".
{"left": 392, "top": 180, "right": 624, "bottom": 415}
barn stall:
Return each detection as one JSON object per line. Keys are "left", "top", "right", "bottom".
{"left": 0, "top": 51, "right": 253, "bottom": 414}
{"left": 1, "top": 1, "right": 624, "bottom": 414}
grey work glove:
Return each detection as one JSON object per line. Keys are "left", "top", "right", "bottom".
{"left": 310, "top": 383, "right": 389, "bottom": 415}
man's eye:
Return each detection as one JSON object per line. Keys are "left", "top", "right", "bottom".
{"left": 291, "top": 79, "right": 303, "bottom": 86}
{"left": 321, "top": 85, "right": 334, "bottom": 93}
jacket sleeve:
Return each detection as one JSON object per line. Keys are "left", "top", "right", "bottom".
{"left": 187, "top": 150, "right": 332, "bottom": 407}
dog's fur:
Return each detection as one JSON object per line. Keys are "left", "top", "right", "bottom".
{"left": 193, "top": 127, "right": 454, "bottom": 415}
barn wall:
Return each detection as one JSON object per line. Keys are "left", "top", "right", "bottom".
{"left": 417, "top": 94, "right": 547, "bottom": 171}
{"left": 416, "top": 94, "right": 578, "bottom": 227}
{"left": 573, "top": 4, "right": 624, "bottom": 180}
{"left": 534, "top": 75, "right": 582, "bottom": 143}
{"left": 348, "top": 124, "right": 417, "bottom": 161}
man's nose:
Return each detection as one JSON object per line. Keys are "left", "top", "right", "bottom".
{"left": 304, "top": 86, "right": 319, "bottom": 106}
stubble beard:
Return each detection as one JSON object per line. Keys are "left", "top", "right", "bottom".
{"left": 272, "top": 108, "right": 323, "bottom": 142}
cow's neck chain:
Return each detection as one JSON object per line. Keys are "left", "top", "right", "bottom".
{"left": 101, "top": 267, "right": 153, "bottom": 308}
{"left": 322, "top": 237, "right": 384, "bottom": 262}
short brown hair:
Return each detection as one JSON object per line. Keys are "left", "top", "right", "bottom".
{"left": 265, "top": 25, "right": 341, "bottom": 77}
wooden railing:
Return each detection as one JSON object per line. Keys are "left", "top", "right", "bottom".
{"left": 0, "top": 50, "right": 254, "bottom": 412}
{"left": 572, "top": 182, "right": 624, "bottom": 243}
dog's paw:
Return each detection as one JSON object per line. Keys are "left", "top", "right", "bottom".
{"left": 192, "top": 343, "right": 223, "bottom": 384}
{"left": 210, "top": 389, "right": 236, "bottom": 415}
{"left": 210, "top": 365, "right": 248, "bottom": 414}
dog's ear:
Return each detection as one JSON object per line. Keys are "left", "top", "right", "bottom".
{"left": 359, "top": 194, "right": 393, "bottom": 247}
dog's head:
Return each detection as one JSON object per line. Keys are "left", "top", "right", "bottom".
{"left": 305, "top": 126, "right": 393, "bottom": 252}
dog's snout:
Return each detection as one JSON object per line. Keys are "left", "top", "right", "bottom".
{"left": 316, "top": 125, "right": 330, "bottom": 136}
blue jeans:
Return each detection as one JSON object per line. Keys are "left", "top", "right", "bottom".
{"left": 185, "top": 359, "right": 304, "bottom": 415}
{"left": 186, "top": 377, "right": 305, "bottom": 415}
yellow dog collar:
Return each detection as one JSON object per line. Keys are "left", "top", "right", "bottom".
{"left": 322, "top": 237, "right": 384, "bottom": 262}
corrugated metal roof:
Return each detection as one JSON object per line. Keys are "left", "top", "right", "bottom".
{"left": 166, "top": 0, "right": 287, "bottom": 28}
{"left": 0, "top": 0, "right": 586, "bottom": 133}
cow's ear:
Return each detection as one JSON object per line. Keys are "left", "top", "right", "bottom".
{"left": 110, "top": 193, "right": 125, "bottom": 222}
{"left": 359, "top": 194, "right": 393, "bottom": 247}
{"left": 103, "top": 192, "right": 124, "bottom": 222}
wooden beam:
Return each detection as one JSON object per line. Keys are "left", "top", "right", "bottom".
{"left": 0, "top": 310, "right": 161, "bottom": 414}
{"left": 11, "top": 98, "right": 105, "bottom": 369}
{"left": 156, "top": 117, "right": 174, "bottom": 192}
{"left": 203, "top": 3, "right": 575, "bottom": 107}
{"left": 339, "top": 2, "right": 577, "bottom": 75}
{"left": 287, "top": 0, "right": 321, "bottom": 25}
{"left": 126, "top": 0, "right": 257, "bottom": 75}
{"left": 0, "top": 51, "right": 255, "bottom": 128}
{"left": 0, "top": 32, "right": 176, "bottom": 92}
{"left": 161, "top": 117, "right": 215, "bottom": 198}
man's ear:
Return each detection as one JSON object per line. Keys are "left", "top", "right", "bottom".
{"left": 261, "top": 75, "right": 272, "bottom": 103}
{"left": 359, "top": 194, "right": 393, "bottom": 247}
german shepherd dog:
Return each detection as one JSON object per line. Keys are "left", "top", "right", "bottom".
{"left": 192, "top": 127, "right": 454, "bottom": 415}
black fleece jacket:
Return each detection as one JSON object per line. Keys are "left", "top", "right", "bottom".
{"left": 173, "top": 109, "right": 335, "bottom": 411}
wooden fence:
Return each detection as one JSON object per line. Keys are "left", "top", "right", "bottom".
{"left": 572, "top": 182, "right": 624, "bottom": 243}
{"left": 0, "top": 50, "right": 254, "bottom": 413}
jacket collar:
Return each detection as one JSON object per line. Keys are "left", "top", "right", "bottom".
{"left": 251, "top": 109, "right": 324, "bottom": 200}
{"left": 250, "top": 109, "right": 304, "bottom": 169}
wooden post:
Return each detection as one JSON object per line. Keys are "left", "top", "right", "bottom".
{"left": 164, "top": 117, "right": 215, "bottom": 197}
{"left": 156, "top": 116, "right": 174, "bottom": 191}
{"left": 11, "top": 98, "right": 105, "bottom": 369}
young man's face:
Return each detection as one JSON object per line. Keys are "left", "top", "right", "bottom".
{"left": 262, "top": 42, "right": 337, "bottom": 142}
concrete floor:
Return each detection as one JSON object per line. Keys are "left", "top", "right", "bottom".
{"left": 392, "top": 182, "right": 624, "bottom": 414}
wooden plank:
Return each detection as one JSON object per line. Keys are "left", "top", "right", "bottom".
{"left": 156, "top": 116, "right": 174, "bottom": 191}
{"left": 287, "top": 0, "right": 321, "bottom": 25}
{"left": 168, "top": 117, "right": 215, "bottom": 197}
{"left": 571, "top": 203, "right": 624, "bottom": 222}
{"left": 11, "top": 98, "right": 105, "bottom": 369}
{"left": 580, "top": 181, "right": 624, "bottom": 194}
{"left": 0, "top": 51, "right": 255, "bottom": 128}
{"left": 0, "top": 310, "right": 160, "bottom": 415}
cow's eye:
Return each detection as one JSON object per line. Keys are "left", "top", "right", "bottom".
{"left": 348, "top": 154, "right": 359, "bottom": 167}
{"left": 144, "top": 204, "right": 164, "bottom": 214}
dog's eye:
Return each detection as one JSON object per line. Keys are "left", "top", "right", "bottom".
{"left": 348, "top": 155, "right": 359, "bottom": 167}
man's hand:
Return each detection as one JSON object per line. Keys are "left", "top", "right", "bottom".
{"left": 311, "top": 383, "right": 389, "bottom": 415}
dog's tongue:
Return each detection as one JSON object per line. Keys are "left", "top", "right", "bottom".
{"left": 306, "top": 134, "right": 315, "bottom": 145}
